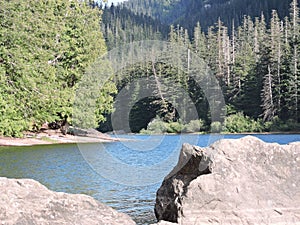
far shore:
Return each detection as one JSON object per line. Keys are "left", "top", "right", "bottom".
{"left": 134, "top": 131, "right": 300, "bottom": 135}
{"left": 0, "top": 133, "right": 121, "bottom": 147}
{"left": 219, "top": 131, "right": 300, "bottom": 135}
{"left": 1, "top": 131, "right": 299, "bottom": 147}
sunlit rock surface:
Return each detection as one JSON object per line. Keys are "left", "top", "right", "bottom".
{"left": 155, "top": 136, "right": 300, "bottom": 224}
{"left": 0, "top": 177, "right": 136, "bottom": 225}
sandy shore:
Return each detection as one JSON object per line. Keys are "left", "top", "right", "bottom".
{"left": 0, "top": 133, "right": 120, "bottom": 147}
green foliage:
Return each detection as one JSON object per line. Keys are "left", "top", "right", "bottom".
{"left": 139, "top": 113, "right": 300, "bottom": 134}
{"left": 0, "top": 0, "right": 112, "bottom": 136}
{"left": 140, "top": 117, "right": 167, "bottom": 134}
{"left": 123, "top": 0, "right": 185, "bottom": 25}
{"left": 166, "top": 121, "right": 184, "bottom": 133}
{"left": 140, "top": 117, "right": 184, "bottom": 134}
{"left": 210, "top": 122, "right": 222, "bottom": 133}
{"left": 182, "top": 119, "right": 204, "bottom": 133}
{"left": 0, "top": 93, "right": 29, "bottom": 137}
{"left": 264, "top": 116, "right": 300, "bottom": 132}
{"left": 223, "top": 113, "right": 264, "bottom": 133}
{"left": 102, "top": 0, "right": 300, "bottom": 134}
{"left": 73, "top": 60, "right": 117, "bottom": 129}
{"left": 123, "top": 0, "right": 291, "bottom": 34}
{"left": 140, "top": 118, "right": 206, "bottom": 134}
{"left": 102, "top": 4, "right": 169, "bottom": 50}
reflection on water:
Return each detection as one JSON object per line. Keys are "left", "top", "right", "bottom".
{"left": 0, "top": 134, "right": 299, "bottom": 224}
{"left": 0, "top": 142, "right": 161, "bottom": 224}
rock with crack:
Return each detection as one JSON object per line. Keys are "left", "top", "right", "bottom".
{"left": 154, "top": 136, "right": 300, "bottom": 225}
{"left": 0, "top": 177, "right": 136, "bottom": 225}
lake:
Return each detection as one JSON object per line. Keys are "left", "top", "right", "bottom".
{"left": 0, "top": 134, "right": 299, "bottom": 224}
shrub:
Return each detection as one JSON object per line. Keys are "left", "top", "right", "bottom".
{"left": 210, "top": 121, "right": 222, "bottom": 133}
{"left": 223, "top": 112, "right": 264, "bottom": 133}
{"left": 0, "top": 119, "right": 28, "bottom": 138}
{"left": 166, "top": 122, "right": 183, "bottom": 133}
{"left": 139, "top": 128, "right": 152, "bottom": 134}
{"left": 182, "top": 119, "right": 204, "bottom": 133}
{"left": 141, "top": 117, "right": 168, "bottom": 134}
{"left": 139, "top": 117, "right": 188, "bottom": 134}
{"left": 264, "top": 116, "right": 300, "bottom": 132}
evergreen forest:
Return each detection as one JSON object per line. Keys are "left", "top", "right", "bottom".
{"left": 101, "top": 0, "right": 300, "bottom": 133}
{"left": 0, "top": 0, "right": 115, "bottom": 136}
{"left": 1, "top": 0, "right": 300, "bottom": 137}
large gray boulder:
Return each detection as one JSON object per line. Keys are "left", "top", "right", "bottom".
{"left": 0, "top": 177, "right": 136, "bottom": 225}
{"left": 155, "top": 136, "right": 300, "bottom": 225}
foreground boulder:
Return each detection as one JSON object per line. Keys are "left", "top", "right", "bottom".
{"left": 155, "top": 136, "right": 300, "bottom": 224}
{"left": 0, "top": 177, "right": 136, "bottom": 225}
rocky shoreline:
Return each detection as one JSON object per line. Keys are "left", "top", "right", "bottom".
{"left": 1, "top": 137, "right": 299, "bottom": 224}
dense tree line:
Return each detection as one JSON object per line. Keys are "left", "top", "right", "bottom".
{"left": 123, "top": 0, "right": 297, "bottom": 34}
{"left": 204, "top": 0, "right": 300, "bottom": 126}
{"left": 0, "top": 0, "right": 115, "bottom": 137}
{"left": 101, "top": 3, "right": 170, "bottom": 50}
{"left": 1, "top": 0, "right": 299, "bottom": 136}
{"left": 123, "top": 0, "right": 188, "bottom": 25}
{"left": 100, "top": 0, "right": 300, "bottom": 133}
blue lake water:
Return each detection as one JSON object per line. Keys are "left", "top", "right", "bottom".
{"left": 0, "top": 134, "right": 299, "bottom": 224}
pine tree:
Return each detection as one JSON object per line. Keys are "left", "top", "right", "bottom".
{"left": 261, "top": 65, "right": 276, "bottom": 121}
{"left": 269, "top": 10, "right": 284, "bottom": 117}
{"left": 288, "top": 0, "right": 300, "bottom": 122}
{"left": 231, "top": 16, "right": 256, "bottom": 112}
{"left": 280, "top": 16, "right": 293, "bottom": 120}
{"left": 192, "top": 22, "right": 207, "bottom": 58}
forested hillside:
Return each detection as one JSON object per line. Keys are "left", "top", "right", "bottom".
{"left": 1, "top": 0, "right": 299, "bottom": 137}
{"left": 101, "top": 3, "right": 170, "bottom": 50}
{"left": 123, "top": 0, "right": 297, "bottom": 33}
{"left": 0, "top": 0, "right": 115, "bottom": 137}
{"left": 100, "top": 0, "right": 300, "bottom": 133}
{"left": 123, "top": 0, "right": 188, "bottom": 25}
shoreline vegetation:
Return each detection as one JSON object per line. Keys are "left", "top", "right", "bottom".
{"left": 138, "top": 114, "right": 300, "bottom": 135}
{"left": 1, "top": 113, "right": 299, "bottom": 147}
{"left": 1, "top": 1, "right": 300, "bottom": 139}
{"left": 1, "top": 130, "right": 299, "bottom": 147}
